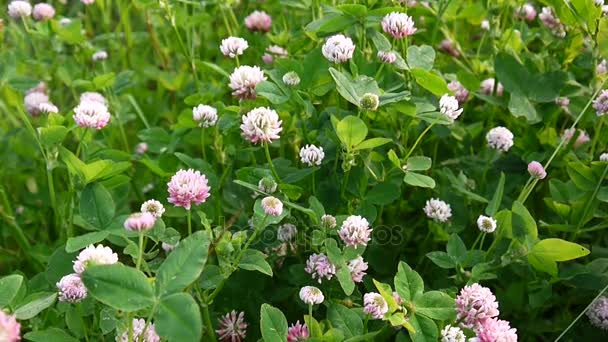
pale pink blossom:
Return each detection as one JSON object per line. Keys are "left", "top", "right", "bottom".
{"left": 32, "top": 3, "right": 55, "bottom": 21}
{"left": 338, "top": 215, "right": 372, "bottom": 248}
{"left": 123, "top": 212, "right": 156, "bottom": 232}
{"left": 322, "top": 34, "right": 355, "bottom": 63}
{"left": 0, "top": 309, "right": 20, "bottom": 342}
{"left": 475, "top": 318, "right": 518, "bottom": 342}
{"left": 305, "top": 253, "right": 336, "bottom": 283}
{"left": 527, "top": 161, "right": 546, "bottom": 180}
{"left": 117, "top": 318, "right": 160, "bottom": 342}
{"left": 347, "top": 256, "right": 368, "bottom": 283}
{"left": 245, "top": 10, "right": 271, "bottom": 32}
{"left": 229, "top": 66, "right": 266, "bottom": 100}
{"left": 73, "top": 100, "right": 111, "bottom": 129}
{"left": 56, "top": 273, "right": 87, "bottom": 303}
{"left": 240, "top": 107, "right": 282, "bottom": 144}
{"left": 364, "top": 292, "right": 388, "bottom": 319}
{"left": 261, "top": 196, "right": 283, "bottom": 216}
{"left": 287, "top": 321, "right": 310, "bottom": 342}
{"left": 167, "top": 169, "right": 211, "bottom": 210}
{"left": 455, "top": 283, "right": 500, "bottom": 329}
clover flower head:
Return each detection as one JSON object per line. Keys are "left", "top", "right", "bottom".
{"left": 299, "top": 286, "right": 324, "bottom": 305}
{"left": 56, "top": 273, "right": 87, "bottom": 303}
{"left": 439, "top": 94, "right": 463, "bottom": 121}
{"left": 277, "top": 223, "right": 297, "bottom": 242}
{"left": 587, "top": 296, "right": 608, "bottom": 330}
{"left": 33, "top": 3, "right": 55, "bottom": 21}
{"left": 363, "top": 292, "right": 389, "bottom": 319}
{"left": 381, "top": 12, "right": 417, "bottom": 38}
{"left": 0, "top": 309, "right": 20, "bottom": 342}
{"left": 220, "top": 37, "right": 249, "bottom": 58}
{"left": 338, "top": 215, "right": 372, "bottom": 248}
{"left": 141, "top": 199, "right": 165, "bottom": 218}
{"left": 378, "top": 51, "right": 397, "bottom": 64}
{"left": 8, "top": 1, "right": 31, "bottom": 18}
{"left": 245, "top": 10, "right": 272, "bottom": 32}
{"left": 480, "top": 78, "right": 504, "bottom": 96}
{"left": 486, "top": 126, "right": 514, "bottom": 152}
{"left": 539, "top": 7, "right": 566, "bottom": 37}
{"left": 593, "top": 89, "right": 608, "bottom": 116}
{"left": 455, "top": 283, "right": 500, "bottom": 329}
{"left": 477, "top": 215, "right": 497, "bottom": 233}
{"left": 515, "top": 4, "right": 536, "bottom": 21}
{"left": 300, "top": 144, "right": 325, "bottom": 166}
{"left": 441, "top": 325, "right": 466, "bottom": 342}
{"left": 261, "top": 196, "right": 283, "bottom": 216}
{"left": 240, "top": 107, "right": 282, "bottom": 144}
{"left": 448, "top": 81, "right": 469, "bottom": 103}
{"left": 117, "top": 318, "right": 160, "bottom": 342}
{"left": 73, "top": 244, "right": 118, "bottom": 274}
{"left": 475, "top": 318, "right": 518, "bottom": 342}
{"left": 305, "top": 253, "right": 336, "bottom": 283}
{"left": 124, "top": 212, "right": 156, "bottom": 232}
{"left": 347, "top": 256, "right": 368, "bottom": 283}
{"left": 287, "top": 321, "right": 310, "bottom": 342}
{"left": 322, "top": 34, "right": 355, "bottom": 63}
{"left": 562, "top": 128, "right": 590, "bottom": 148}
{"left": 193, "top": 104, "right": 218, "bottom": 127}
{"left": 73, "top": 100, "right": 111, "bottom": 129}
{"left": 424, "top": 198, "right": 452, "bottom": 223}
{"left": 229, "top": 65, "right": 267, "bottom": 100}
{"left": 24, "top": 91, "right": 49, "bottom": 116}
{"left": 321, "top": 214, "right": 337, "bottom": 229}
{"left": 167, "top": 169, "right": 211, "bottom": 210}
{"left": 216, "top": 311, "right": 247, "bottom": 342}
{"left": 92, "top": 50, "right": 108, "bottom": 62}
{"left": 282, "top": 71, "right": 300, "bottom": 87}
{"left": 258, "top": 177, "right": 278, "bottom": 193}
{"left": 527, "top": 161, "right": 547, "bottom": 180}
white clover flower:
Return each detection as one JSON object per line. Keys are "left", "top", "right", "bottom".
{"left": 439, "top": 94, "right": 463, "bottom": 121}
{"left": 220, "top": 37, "right": 249, "bottom": 58}
{"left": 441, "top": 325, "right": 466, "bottom": 342}
{"left": 481, "top": 20, "right": 490, "bottom": 31}
{"left": 347, "top": 256, "right": 368, "bottom": 283}
{"left": 486, "top": 126, "right": 514, "bottom": 152}
{"left": 73, "top": 244, "right": 118, "bottom": 274}
{"left": 92, "top": 50, "right": 108, "bottom": 62}
{"left": 38, "top": 102, "right": 59, "bottom": 114}
{"left": 141, "top": 199, "right": 165, "bottom": 218}
{"left": 424, "top": 198, "right": 452, "bottom": 223}
{"left": 600, "top": 153, "right": 608, "bottom": 162}
{"left": 24, "top": 92, "right": 49, "bottom": 116}
{"left": 377, "top": 51, "right": 397, "bottom": 64}
{"left": 193, "top": 105, "right": 218, "bottom": 127}
{"left": 299, "top": 286, "right": 324, "bottom": 305}
{"left": 277, "top": 223, "right": 297, "bottom": 242}
{"left": 33, "top": 3, "right": 55, "bottom": 21}
{"left": 321, "top": 214, "right": 337, "bottom": 229}
{"left": 73, "top": 100, "right": 111, "bottom": 129}
{"left": 322, "top": 34, "right": 355, "bottom": 64}
{"left": 299, "top": 145, "right": 325, "bottom": 166}
{"left": 240, "top": 107, "right": 282, "bottom": 144}
{"left": 229, "top": 65, "right": 267, "bottom": 100}
{"left": 381, "top": 12, "right": 417, "bottom": 38}
{"left": 261, "top": 196, "right": 283, "bottom": 216}
{"left": 282, "top": 71, "right": 300, "bottom": 87}
{"left": 338, "top": 215, "right": 372, "bottom": 248}
{"left": 8, "top": 1, "right": 32, "bottom": 18}
{"left": 477, "top": 215, "right": 497, "bottom": 233}
{"left": 480, "top": 78, "right": 504, "bottom": 96}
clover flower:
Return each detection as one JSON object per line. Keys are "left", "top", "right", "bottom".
{"left": 363, "top": 293, "right": 388, "bottom": 319}
{"left": 73, "top": 244, "right": 118, "bottom": 274}
{"left": 338, "top": 215, "right": 372, "bottom": 248}
{"left": 562, "top": 128, "right": 590, "bottom": 148}
{"left": 282, "top": 71, "right": 300, "bottom": 87}
{"left": 527, "top": 161, "right": 546, "bottom": 180}
{"left": 240, "top": 107, "right": 282, "bottom": 144}
{"left": 92, "top": 50, "right": 108, "bottom": 62}
{"left": 347, "top": 256, "right": 368, "bottom": 283}
{"left": 8, "top": 1, "right": 31, "bottom": 18}
{"left": 480, "top": 20, "right": 490, "bottom": 31}
{"left": 601, "top": 153, "right": 608, "bottom": 162}
{"left": 135, "top": 142, "right": 148, "bottom": 155}
{"left": 515, "top": 4, "right": 536, "bottom": 21}
{"left": 455, "top": 283, "right": 500, "bottom": 329}
{"left": 305, "top": 253, "right": 336, "bottom": 283}
{"left": 486, "top": 127, "right": 514, "bottom": 152}
{"left": 424, "top": 198, "right": 452, "bottom": 223}
{"left": 539, "top": 7, "right": 566, "bottom": 37}
{"left": 24, "top": 91, "right": 49, "bottom": 116}
{"left": 141, "top": 199, "right": 165, "bottom": 218}
{"left": 322, "top": 34, "right": 355, "bottom": 64}
{"left": 287, "top": 321, "right": 310, "bottom": 342}
{"left": 0, "top": 310, "right": 20, "bottom": 342}
{"left": 321, "top": 214, "right": 337, "bottom": 229}
{"left": 480, "top": 78, "right": 504, "bottom": 96}
{"left": 32, "top": 3, "right": 55, "bottom": 21}
{"left": 593, "top": 89, "right": 608, "bottom": 116}
{"left": 245, "top": 10, "right": 272, "bottom": 32}
{"left": 587, "top": 296, "right": 608, "bottom": 330}
{"left": 360, "top": 93, "right": 380, "bottom": 111}
{"left": 216, "top": 311, "right": 247, "bottom": 342}
{"left": 381, "top": 12, "right": 417, "bottom": 38}
{"left": 80, "top": 91, "right": 108, "bottom": 106}
{"left": 598, "top": 59, "right": 607, "bottom": 76}
{"left": 262, "top": 45, "right": 288, "bottom": 64}
{"left": 475, "top": 318, "right": 518, "bottom": 342}
{"left": 38, "top": 102, "right": 59, "bottom": 114}
{"left": 277, "top": 223, "right": 297, "bottom": 242}
{"left": 73, "top": 100, "right": 111, "bottom": 129}
{"left": 441, "top": 325, "right": 466, "bottom": 342}
{"left": 56, "top": 273, "right": 87, "bottom": 303}
{"left": 300, "top": 144, "right": 325, "bottom": 166}
{"left": 258, "top": 177, "right": 278, "bottom": 193}
{"left": 378, "top": 51, "right": 397, "bottom": 64}
{"left": 439, "top": 94, "right": 463, "bottom": 121}
{"left": 117, "top": 318, "right": 160, "bottom": 342}
{"left": 124, "top": 212, "right": 156, "bottom": 232}
{"left": 220, "top": 37, "right": 249, "bottom": 58}
{"left": 299, "top": 286, "right": 324, "bottom": 305}
{"left": 261, "top": 196, "right": 283, "bottom": 216}
{"left": 193, "top": 104, "right": 218, "bottom": 127}
{"left": 167, "top": 169, "right": 211, "bottom": 210}
{"left": 229, "top": 65, "right": 266, "bottom": 100}
{"left": 477, "top": 215, "right": 497, "bottom": 233}
{"left": 448, "top": 81, "right": 469, "bottom": 104}
{"left": 439, "top": 39, "right": 460, "bottom": 58}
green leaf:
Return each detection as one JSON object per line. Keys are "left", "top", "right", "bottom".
{"left": 446, "top": 234, "right": 467, "bottom": 263}
{"left": 93, "top": 72, "right": 116, "bottom": 90}
{"left": 156, "top": 231, "right": 211, "bottom": 296}
{"left": 406, "top": 156, "right": 432, "bottom": 171}
{"left": 82, "top": 264, "right": 155, "bottom": 312}
{"left": 257, "top": 81, "right": 290, "bottom": 104}
{"left": 304, "top": 315, "right": 323, "bottom": 338}
{"left": 79, "top": 183, "right": 115, "bottom": 229}
{"left": 329, "top": 68, "right": 360, "bottom": 105}
{"left": 338, "top": 4, "right": 368, "bottom": 17}
{"left": 14, "top": 292, "right": 57, "bottom": 320}
{"left": 485, "top": 172, "right": 505, "bottom": 216}
{"left": 598, "top": 18, "right": 608, "bottom": 58}
{"left": 305, "top": 14, "right": 357, "bottom": 35}
{"left": 407, "top": 314, "right": 438, "bottom": 342}
{"left": 404, "top": 172, "right": 436, "bottom": 188}
{"left": 509, "top": 92, "right": 540, "bottom": 124}
{"left": 394, "top": 261, "right": 424, "bottom": 302}
{"left": 366, "top": 182, "right": 401, "bottom": 206}
{"left": 388, "top": 149, "right": 401, "bottom": 168}
{"left": 410, "top": 69, "right": 449, "bottom": 96}
{"left": 0, "top": 274, "right": 24, "bottom": 308}
{"left": 327, "top": 304, "right": 363, "bottom": 339}
{"left": 567, "top": 162, "right": 596, "bottom": 191}
{"left": 66, "top": 231, "right": 110, "bottom": 253}
{"left": 415, "top": 291, "right": 456, "bottom": 320}
{"left": 511, "top": 201, "right": 538, "bottom": 244}
{"left": 24, "top": 328, "right": 80, "bottom": 342}
{"left": 373, "top": 279, "right": 399, "bottom": 314}
{"left": 38, "top": 126, "right": 69, "bottom": 147}
{"left": 336, "top": 115, "right": 368, "bottom": 149}
{"left": 354, "top": 137, "right": 392, "bottom": 150}
{"left": 426, "top": 252, "right": 455, "bottom": 269}
{"left": 407, "top": 45, "right": 435, "bottom": 70}
{"left": 239, "top": 249, "right": 273, "bottom": 276}
{"left": 260, "top": 303, "right": 288, "bottom": 342}
{"left": 530, "top": 238, "right": 590, "bottom": 262}
{"left": 155, "top": 293, "right": 202, "bottom": 342}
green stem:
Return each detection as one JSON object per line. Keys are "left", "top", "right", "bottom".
{"left": 312, "top": 169, "right": 317, "bottom": 196}
{"left": 46, "top": 163, "right": 58, "bottom": 230}
{"left": 201, "top": 129, "right": 207, "bottom": 160}
{"left": 187, "top": 209, "right": 192, "bottom": 235}
{"left": 264, "top": 142, "right": 281, "bottom": 182}
{"left": 202, "top": 303, "right": 217, "bottom": 342}
{"left": 404, "top": 120, "right": 438, "bottom": 160}
{"left": 136, "top": 232, "right": 144, "bottom": 270}
{"left": 465, "top": 232, "right": 483, "bottom": 264}
{"left": 591, "top": 116, "right": 604, "bottom": 157}
{"left": 308, "top": 304, "right": 312, "bottom": 319}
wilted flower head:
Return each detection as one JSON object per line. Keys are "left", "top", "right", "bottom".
{"left": 245, "top": 10, "right": 272, "bottom": 32}
{"left": 305, "top": 253, "right": 336, "bottom": 283}
{"left": 439, "top": 94, "right": 463, "bottom": 121}
{"left": 515, "top": 4, "right": 536, "bottom": 21}
{"left": 0, "top": 309, "right": 20, "bottom": 342}
{"left": 347, "top": 256, "right": 368, "bottom": 283}
{"left": 439, "top": 39, "right": 460, "bottom": 57}
{"left": 424, "top": 198, "right": 452, "bottom": 223}
{"left": 124, "top": 212, "right": 156, "bottom": 232}
{"left": 441, "top": 325, "right": 466, "bottom": 342}
{"left": 598, "top": 59, "right": 607, "bottom": 76}
{"left": 287, "top": 321, "right": 310, "bottom": 342}
{"left": 600, "top": 152, "right": 608, "bottom": 162}
{"left": 321, "top": 214, "right": 337, "bottom": 229}
{"left": 117, "top": 318, "right": 160, "bottom": 342}
{"left": 527, "top": 161, "right": 546, "bottom": 180}
{"left": 167, "top": 169, "right": 211, "bottom": 210}
{"left": 586, "top": 296, "right": 608, "bottom": 330}
{"left": 480, "top": 78, "right": 504, "bottom": 96}
{"left": 593, "top": 89, "right": 608, "bottom": 116}
{"left": 381, "top": 12, "right": 417, "bottom": 38}
{"left": 32, "top": 3, "right": 55, "bottom": 21}
{"left": 475, "top": 318, "right": 518, "bottom": 342}
{"left": 141, "top": 199, "right": 165, "bottom": 218}
{"left": 486, "top": 127, "right": 514, "bottom": 152}
{"left": 262, "top": 45, "right": 288, "bottom": 64}
{"left": 80, "top": 91, "right": 107, "bottom": 106}
{"left": 539, "top": 7, "right": 566, "bottom": 37}
{"left": 38, "top": 102, "right": 59, "bottom": 114}
{"left": 363, "top": 292, "right": 389, "bottom": 319}
{"left": 448, "top": 81, "right": 469, "bottom": 103}
{"left": 229, "top": 65, "right": 266, "bottom": 100}
{"left": 261, "top": 196, "right": 283, "bottom": 216}
{"left": 24, "top": 91, "right": 49, "bottom": 116}
{"left": 73, "top": 244, "right": 119, "bottom": 274}
{"left": 240, "top": 107, "right": 282, "bottom": 144}
{"left": 216, "top": 311, "right": 248, "bottom": 342}
{"left": 299, "top": 286, "right": 324, "bottom": 305}
{"left": 378, "top": 51, "right": 397, "bottom": 64}
{"left": 477, "top": 215, "right": 497, "bottom": 233}
{"left": 8, "top": 1, "right": 31, "bottom": 18}
{"left": 57, "top": 273, "right": 87, "bottom": 303}
{"left": 193, "top": 104, "right": 218, "bottom": 127}
{"left": 282, "top": 71, "right": 300, "bottom": 87}
{"left": 360, "top": 93, "right": 380, "bottom": 111}
{"left": 73, "top": 100, "right": 111, "bottom": 129}
{"left": 277, "top": 223, "right": 297, "bottom": 242}
{"left": 338, "top": 215, "right": 372, "bottom": 248}
{"left": 300, "top": 144, "right": 325, "bottom": 166}
{"left": 258, "top": 177, "right": 277, "bottom": 193}
{"left": 92, "top": 50, "right": 108, "bottom": 62}
{"left": 455, "top": 283, "right": 500, "bottom": 328}
{"left": 135, "top": 142, "right": 148, "bottom": 155}
{"left": 220, "top": 37, "right": 249, "bottom": 58}
{"left": 562, "top": 128, "right": 590, "bottom": 148}
{"left": 322, "top": 34, "right": 355, "bottom": 64}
